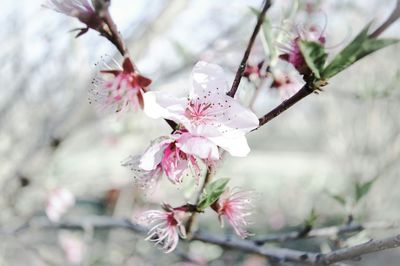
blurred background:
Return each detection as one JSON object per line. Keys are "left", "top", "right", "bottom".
{"left": 1, "top": 0, "right": 400, "bottom": 265}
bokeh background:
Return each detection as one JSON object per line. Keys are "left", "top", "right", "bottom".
{"left": 1, "top": 0, "right": 400, "bottom": 265}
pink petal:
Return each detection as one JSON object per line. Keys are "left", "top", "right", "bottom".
{"left": 139, "top": 137, "right": 174, "bottom": 171}
{"left": 176, "top": 132, "right": 219, "bottom": 160}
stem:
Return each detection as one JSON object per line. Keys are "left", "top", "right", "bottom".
{"left": 101, "top": 9, "right": 128, "bottom": 56}
{"left": 253, "top": 221, "right": 398, "bottom": 244}
{"left": 227, "top": 0, "right": 271, "bottom": 98}
{"left": 185, "top": 165, "right": 214, "bottom": 236}
{"left": 257, "top": 83, "right": 313, "bottom": 127}
{"left": 369, "top": 0, "right": 400, "bottom": 38}
{"left": 319, "top": 234, "right": 400, "bottom": 265}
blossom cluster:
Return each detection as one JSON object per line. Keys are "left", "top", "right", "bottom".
{"left": 243, "top": 9, "right": 327, "bottom": 101}
{"left": 42, "top": 0, "right": 313, "bottom": 255}
{"left": 123, "top": 61, "right": 259, "bottom": 184}
{"left": 124, "top": 62, "right": 258, "bottom": 251}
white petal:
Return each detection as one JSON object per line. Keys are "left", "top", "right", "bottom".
{"left": 190, "top": 61, "right": 229, "bottom": 99}
{"left": 143, "top": 91, "right": 188, "bottom": 124}
{"left": 216, "top": 97, "right": 259, "bottom": 136}
{"left": 208, "top": 134, "right": 251, "bottom": 157}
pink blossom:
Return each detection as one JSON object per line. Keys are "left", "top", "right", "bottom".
{"left": 46, "top": 188, "right": 75, "bottom": 222}
{"left": 58, "top": 232, "right": 86, "bottom": 265}
{"left": 90, "top": 57, "right": 152, "bottom": 113}
{"left": 138, "top": 206, "right": 186, "bottom": 253}
{"left": 43, "top": 0, "right": 102, "bottom": 37}
{"left": 144, "top": 61, "right": 259, "bottom": 158}
{"left": 279, "top": 24, "right": 326, "bottom": 74}
{"left": 271, "top": 70, "right": 304, "bottom": 100}
{"left": 212, "top": 188, "right": 254, "bottom": 238}
{"left": 243, "top": 61, "right": 265, "bottom": 80}
{"left": 133, "top": 132, "right": 207, "bottom": 184}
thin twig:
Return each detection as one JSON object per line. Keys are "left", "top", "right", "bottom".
{"left": 101, "top": 9, "right": 128, "bottom": 56}
{"left": 253, "top": 221, "right": 398, "bottom": 245}
{"left": 258, "top": 83, "right": 314, "bottom": 127}
{"left": 185, "top": 166, "right": 214, "bottom": 236}
{"left": 318, "top": 234, "right": 400, "bottom": 265}
{"left": 227, "top": 0, "right": 271, "bottom": 98}
{"left": 369, "top": 0, "right": 400, "bottom": 38}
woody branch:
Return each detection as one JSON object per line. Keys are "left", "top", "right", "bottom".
{"left": 12, "top": 216, "right": 400, "bottom": 265}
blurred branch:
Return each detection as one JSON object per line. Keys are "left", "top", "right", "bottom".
{"left": 369, "top": 0, "right": 400, "bottom": 38}
{"left": 320, "top": 234, "right": 400, "bottom": 265}
{"left": 227, "top": 0, "right": 271, "bottom": 97}
{"left": 257, "top": 0, "right": 400, "bottom": 128}
{"left": 12, "top": 216, "right": 400, "bottom": 265}
{"left": 130, "top": 1, "right": 189, "bottom": 60}
{"left": 253, "top": 221, "right": 398, "bottom": 245}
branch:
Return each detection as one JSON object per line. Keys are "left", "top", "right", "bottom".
{"left": 12, "top": 216, "right": 400, "bottom": 265}
{"left": 319, "top": 234, "right": 400, "bottom": 265}
{"left": 12, "top": 216, "right": 319, "bottom": 264}
{"left": 185, "top": 165, "right": 214, "bottom": 236}
{"left": 253, "top": 221, "right": 398, "bottom": 244}
{"left": 258, "top": 83, "right": 314, "bottom": 127}
{"left": 192, "top": 231, "right": 320, "bottom": 264}
{"left": 369, "top": 0, "right": 400, "bottom": 38}
{"left": 100, "top": 8, "right": 128, "bottom": 56}
{"left": 227, "top": 0, "right": 271, "bottom": 97}
{"left": 257, "top": 0, "right": 400, "bottom": 129}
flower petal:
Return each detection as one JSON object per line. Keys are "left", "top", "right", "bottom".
{"left": 176, "top": 133, "right": 219, "bottom": 160}
{"left": 214, "top": 96, "right": 259, "bottom": 136}
{"left": 139, "top": 137, "right": 174, "bottom": 171}
{"left": 208, "top": 134, "right": 251, "bottom": 157}
{"left": 143, "top": 91, "right": 188, "bottom": 125}
{"left": 190, "top": 61, "right": 229, "bottom": 99}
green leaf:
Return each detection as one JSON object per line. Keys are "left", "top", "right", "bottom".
{"left": 305, "top": 208, "right": 318, "bottom": 227}
{"left": 299, "top": 40, "right": 328, "bottom": 79}
{"left": 197, "top": 178, "right": 229, "bottom": 211}
{"left": 327, "top": 191, "right": 347, "bottom": 207}
{"left": 249, "top": 6, "right": 261, "bottom": 17}
{"left": 355, "top": 178, "right": 377, "bottom": 203}
{"left": 322, "top": 24, "right": 399, "bottom": 79}
{"left": 261, "top": 17, "right": 280, "bottom": 67}
{"left": 171, "top": 41, "right": 192, "bottom": 61}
